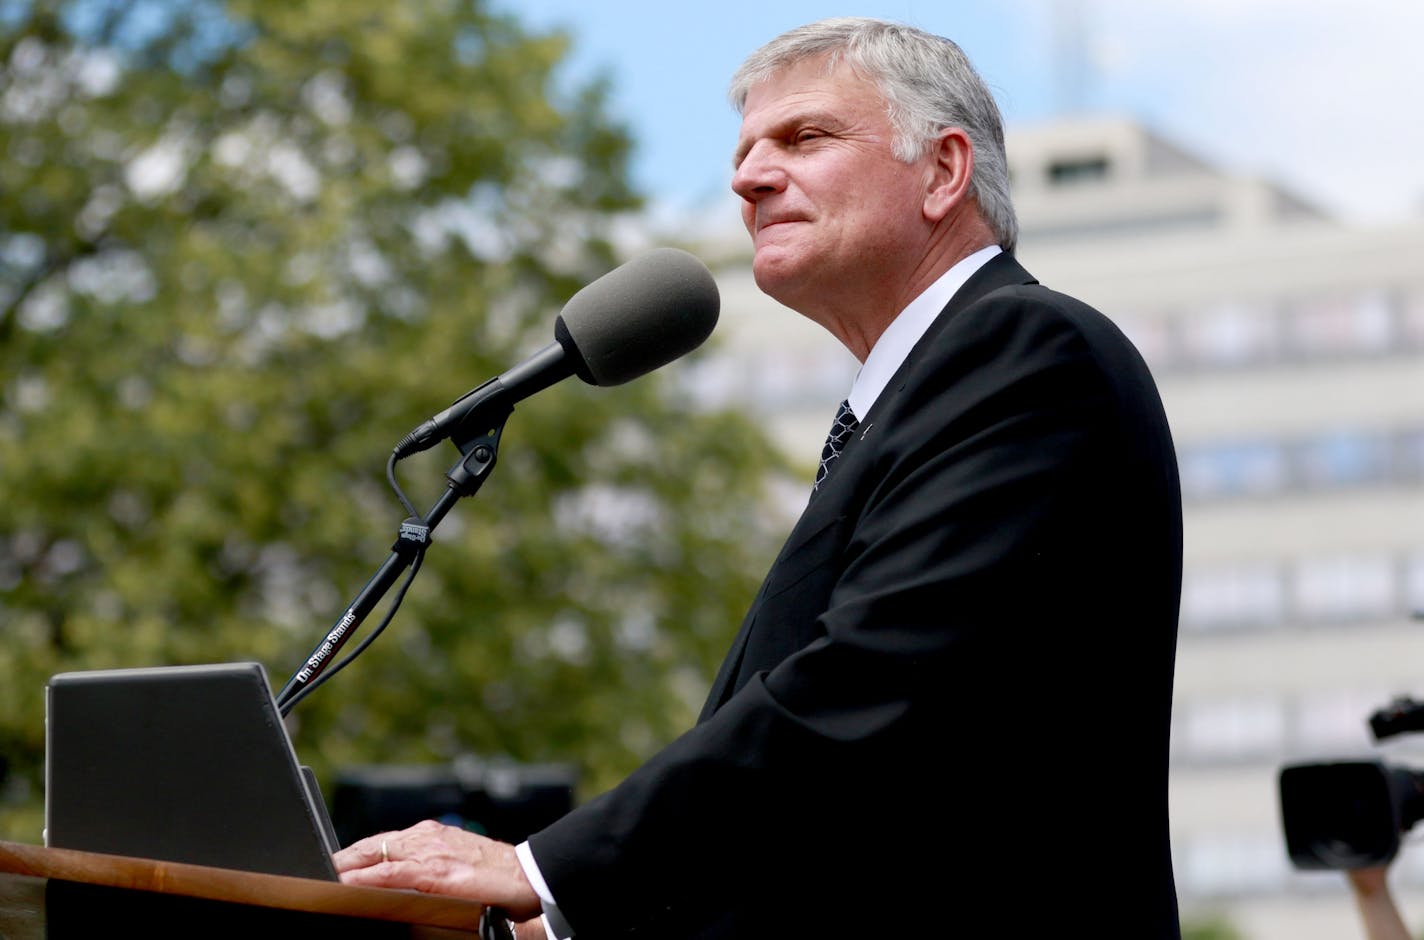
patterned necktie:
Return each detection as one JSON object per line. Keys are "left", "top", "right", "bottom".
{"left": 813, "top": 399, "right": 858, "bottom": 492}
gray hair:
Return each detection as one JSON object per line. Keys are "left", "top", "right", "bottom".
{"left": 730, "top": 17, "right": 1017, "bottom": 255}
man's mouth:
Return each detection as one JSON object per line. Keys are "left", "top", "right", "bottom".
{"left": 757, "top": 217, "right": 805, "bottom": 235}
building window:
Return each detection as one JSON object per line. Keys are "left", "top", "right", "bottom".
{"left": 1293, "top": 554, "right": 1396, "bottom": 623}
{"left": 1181, "top": 550, "right": 1420, "bottom": 633}
{"left": 1177, "top": 300, "right": 1280, "bottom": 368}
{"left": 1401, "top": 288, "right": 1424, "bottom": 349}
{"left": 1179, "top": 427, "right": 1424, "bottom": 501}
{"left": 1046, "top": 155, "right": 1109, "bottom": 185}
{"left": 1294, "top": 689, "right": 1390, "bottom": 752}
{"left": 1180, "top": 440, "right": 1288, "bottom": 500}
{"left": 1138, "top": 287, "right": 1423, "bottom": 374}
{"left": 1295, "top": 431, "right": 1393, "bottom": 489}
{"left": 1285, "top": 290, "right": 1395, "bottom": 357}
{"left": 1181, "top": 564, "right": 1285, "bottom": 630}
{"left": 1404, "top": 553, "right": 1424, "bottom": 617}
{"left": 1176, "top": 697, "right": 1286, "bottom": 761}
{"left": 1397, "top": 429, "right": 1424, "bottom": 483}
{"left": 1177, "top": 834, "right": 1291, "bottom": 897}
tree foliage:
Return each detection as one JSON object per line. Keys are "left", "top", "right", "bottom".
{"left": 0, "top": 0, "right": 789, "bottom": 840}
{"left": 1180, "top": 913, "right": 1246, "bottom": 940}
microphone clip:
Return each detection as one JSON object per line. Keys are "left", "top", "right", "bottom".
{"left": 390, "top": 519, "right": 431, "bottom": 561}
{"left": 446, "top": 419, "right": 506, "bottom": 497}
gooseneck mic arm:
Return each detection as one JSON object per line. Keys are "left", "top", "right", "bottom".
{"left": 275, "top": 413, "right": 508, "bottom": 716}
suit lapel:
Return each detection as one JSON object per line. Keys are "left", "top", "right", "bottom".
{"left": 699, "top": 252, "right": 1039, "bottom": 721}
{"left": 800, "top": 253, "right": 1035, "bottom": 479}
{"left": 871, "top": 252, "right": 1036, "bottom": 410}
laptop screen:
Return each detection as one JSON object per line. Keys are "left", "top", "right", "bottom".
{"left": 45, "top": 661, "right": 339, "bottom": 880}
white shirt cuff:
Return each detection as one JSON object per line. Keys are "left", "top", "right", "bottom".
{"left": 515, "top": 840, "right": 575, "bottom": 939}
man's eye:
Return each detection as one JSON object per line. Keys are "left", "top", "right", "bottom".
{"left": 794, "top": 130, "right": 822, "bottom": 144}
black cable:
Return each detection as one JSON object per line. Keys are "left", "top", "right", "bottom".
{"left": 387, "top": 450, "right": 420, "bottom": 519}
{"left": 279, "top": 545, "right": 426, "bottom": 715}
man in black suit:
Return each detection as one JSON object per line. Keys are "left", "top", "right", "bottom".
{"left": 337, "top": 17, "right": 1182, "bottom": 939}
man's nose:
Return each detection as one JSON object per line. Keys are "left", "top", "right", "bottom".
{"left": 731, "top": 141, "right": 786, "bottom": 203}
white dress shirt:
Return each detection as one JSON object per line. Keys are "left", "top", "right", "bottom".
{"left": 847, "top": 244, "right": 1001, "bottom": 420}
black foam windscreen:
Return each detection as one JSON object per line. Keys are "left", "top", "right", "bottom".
{"left": 556, "top": 247, "right": 720, "bottom": 387}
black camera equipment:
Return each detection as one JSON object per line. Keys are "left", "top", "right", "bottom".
{"left": 1278, "top": 696, "right": 1424, "bottom": 870}
{"left": 330, "top": 756, "right": 576, "bottom": 848}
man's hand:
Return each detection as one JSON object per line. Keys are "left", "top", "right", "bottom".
{"left": 333, "top": 819, "right": 542, "bottom": 922}
{"left": 1346, "top": 865, "right": 1413, "bottom": 940}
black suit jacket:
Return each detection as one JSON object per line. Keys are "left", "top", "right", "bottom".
{"left": 530, "top": 254, "right": 1183, "bottom": 938}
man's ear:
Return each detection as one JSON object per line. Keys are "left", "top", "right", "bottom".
{"left": 923, "top": 127, "right": 975, "bottom": 223}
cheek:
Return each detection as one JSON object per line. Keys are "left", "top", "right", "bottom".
{"left": 855, "top": 174, "right": 929, "bottom": 229}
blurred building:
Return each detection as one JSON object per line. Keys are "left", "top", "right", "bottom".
{"left": 691, "top": 116, "right": 1424, "bottom": 939}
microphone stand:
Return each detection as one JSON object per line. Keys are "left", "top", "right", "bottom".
{"left": 274, "top": 404, "right": 513, "bottom": 716}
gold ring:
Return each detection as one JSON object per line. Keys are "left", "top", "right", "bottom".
{"left": 381, "top": 839, "right": 389, "bottom": 863}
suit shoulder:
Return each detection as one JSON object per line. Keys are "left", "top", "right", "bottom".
{"left": 949, "top": 280, "right": 1158, "bottom": 388}
{"left": 978, "top": 280, "right": 1127, "bottom": 345}
{"left": 882, "top": 276, "right": 1174, "bottom": 464}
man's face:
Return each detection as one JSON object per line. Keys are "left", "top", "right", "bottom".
{"left": 732, "top": 57, "right": 936, "bottom": 324}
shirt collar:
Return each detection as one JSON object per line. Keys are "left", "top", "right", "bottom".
{"left": 847, "top": 244, "right": 1002, "bottom": 420}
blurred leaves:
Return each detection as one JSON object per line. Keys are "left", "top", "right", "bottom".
{"left": 1180, "top": 914, "right": 1246, "bottom": 940}
{"left": 0, "top": 0, "right": 789, "bottom": 839}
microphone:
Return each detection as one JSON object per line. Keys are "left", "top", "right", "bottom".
{"left": 393, "top": 247, "right": 720, "bottom": 458}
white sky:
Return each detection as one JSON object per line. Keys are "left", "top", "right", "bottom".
{"left": 493, "top": 0, "right": 1424, "bottom": 229}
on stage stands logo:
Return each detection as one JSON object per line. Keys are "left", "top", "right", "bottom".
{"left": 296, "top": 608, "right": 358, "bottom": 682}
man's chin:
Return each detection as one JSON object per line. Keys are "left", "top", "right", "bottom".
{"left": 751, "top": 250, "right": 811, "bottom": 300}
{"left": 750, "top": 263, "right": 803, "bottom": 309}
{"left": 753, "top": 269, "right": 830, "bottom": 332}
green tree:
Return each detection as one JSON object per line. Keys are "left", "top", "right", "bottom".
{"left": 1181, "top": 913, "right": 1246, "bottom": 940}
{"left": 0, "top": 0, "right": 788, "bottom": 840}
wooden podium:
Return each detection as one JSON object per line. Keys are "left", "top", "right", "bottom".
{"left": 0, "top": 839, "right": 485, "bottom": 938}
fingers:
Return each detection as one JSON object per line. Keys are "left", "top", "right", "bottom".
{"left": 333, "top": 819, "right": 446, "bottom": 871}
{"left": 336, "top": 823, "right": 471, "bottom": 895}
{"left": 332, "top": 829, "right": 397, "bottom": 873}
{"left": 330, "top": 821, "right": 541, "bottom": 919}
